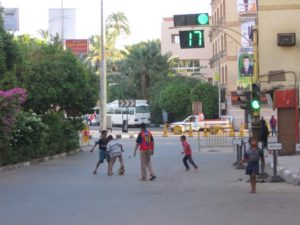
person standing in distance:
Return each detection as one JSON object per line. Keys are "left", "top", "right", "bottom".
{"left": 133, "top": 123, "right": 156, "bottom": 181}
{"left": 269, "top": 115, "right": 277, "bottom": 136}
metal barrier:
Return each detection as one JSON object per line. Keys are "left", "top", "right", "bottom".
{"left": 198, "top": 126, "right": 235, "bottom": 147}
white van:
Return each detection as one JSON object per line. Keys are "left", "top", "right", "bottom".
{"left": 86, "top": 100, "right": 151, "bottom": 126}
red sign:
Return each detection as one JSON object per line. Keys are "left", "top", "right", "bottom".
{"left": 65, "top": 39, "right": 88, "bottom": 55}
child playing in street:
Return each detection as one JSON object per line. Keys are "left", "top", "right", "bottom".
{"left": 239, "top": 137, "right": 265, "bottom": 194}
{"left": 180, "top": 135, "right": 198, "bottom": 171}
{"left": 106, "top": 135, "right": 125, "bottom": 176}
{"left": 90, "top": 130, "right": 109, "bottom": 175}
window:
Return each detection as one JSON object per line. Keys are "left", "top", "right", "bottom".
{"left": 107, "top": 108, "right": 113, "bottom": 114}
{"left": 114, "top": 108, "right": 121, "bottom": 114}
{"left": 136, "top": 106, "right": 149, "bottom": 113}
{"left": 171, "top": 34, "right": 180, "bottom": 44}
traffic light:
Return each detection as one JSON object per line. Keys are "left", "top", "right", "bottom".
{"left": 179, "top": 30, "right": 205, "bottom": 48}
{"left": 251, "top": 83, "right": 261, "bottom": 111}
{"left": 237, "top": 90, "right": 251, "bottom": 112}
{"left": 173, "top": 13, "right": 209, "bottom": 26}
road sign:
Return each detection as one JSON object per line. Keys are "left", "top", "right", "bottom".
{"left": 268, "top": 143, "right": 282, "bottom": 150}
{"left": 119, "top": 99, "right": 135, "bottom": 107}
{"left": 232, "top": 139, "right": 242, "bottom": 145}
{"left": 296, "top": 144, "right": 300, "bottom": 152}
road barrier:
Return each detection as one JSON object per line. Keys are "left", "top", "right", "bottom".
{"left": 198, "top": 126, "right": 235, "bottom": 147}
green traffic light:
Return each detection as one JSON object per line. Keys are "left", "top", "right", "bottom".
{"left": 197, "top": 14, "right": 209, "bottom": 25}
{"left": 251, "top": 100, "right": 260, "bottom": 110}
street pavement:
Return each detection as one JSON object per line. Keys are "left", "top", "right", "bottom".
{"left": 88, "top": 126, "right": 300, "bottom": 185}
{"left": 1, "top": 136, "right": 300, "bottom": 225}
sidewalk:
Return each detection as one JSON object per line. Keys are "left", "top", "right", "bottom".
{"left": 265, "top": 153, "right": 300, "bottom": 185}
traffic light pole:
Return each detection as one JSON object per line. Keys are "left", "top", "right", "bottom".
{"left": 251, "top": 27, "right": 260, "bottom": 140}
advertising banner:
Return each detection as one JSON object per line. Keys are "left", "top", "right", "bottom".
{"left": 237, "top": 47, "right": 254, "bottom": 91}
{"left": 237, "top": 0, "right": 257, "bottom": 14}
{"left": 65, "top": 39, "right": 88, "bottom": 55}
{"left": 241, "top": 19, "right": 255, "bottom": 48}
{"left": 3, "top": 8, "right": 19, "bottom": 31}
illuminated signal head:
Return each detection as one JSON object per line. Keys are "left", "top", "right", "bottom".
{"left": 197, "top": 13, "right": 209, "bottom": 25}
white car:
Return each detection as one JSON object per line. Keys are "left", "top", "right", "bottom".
{"left": 169, "top": 115, "right": 233, "bottom": 132}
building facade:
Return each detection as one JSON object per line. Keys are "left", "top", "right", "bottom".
{"left": 258, "top": 0, "right": 300, "bottom": 154}
{"left": 161, "top": 17, "right": 213, "bottom": 82}
{"left": 210, "top": 0, "right": 243, "bottom": 124}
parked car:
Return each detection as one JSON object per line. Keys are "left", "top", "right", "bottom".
{"left": 169, "top": 115, "right": 233, "bottom": 132}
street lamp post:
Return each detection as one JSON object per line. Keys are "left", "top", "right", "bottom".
{"left": 99, "top": 0, "right": 107, "bottom": 131}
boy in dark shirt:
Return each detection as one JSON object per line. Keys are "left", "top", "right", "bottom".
{"left": 90, "top": 130, "right": 110, "bottom": 175}
{"left": 239, "top": 137, "right": 265, "bottom": 193}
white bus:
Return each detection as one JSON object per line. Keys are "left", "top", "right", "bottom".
{"left": 87, "top": 100, "right": 151, "bottom": 126}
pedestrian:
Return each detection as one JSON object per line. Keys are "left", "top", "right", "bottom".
{"left": 133, "top": 123, "right": 156, "bottom": 181}
{"left": 269, "top": 115, "right": 277, "bottom": 136}
{"left": 180, "top": 135, "right": 198, "bottom": 171}
{"left": 239, "top": 137, "right": 265, "bottom": 193}
{"left": 259, "top": 119, "right": 269, "bottom": 150}
{"left": 90, "top": 130, "right": 110, "bottom": 175}
{"left": 106, "top": 135, "right": 125, "bottom": 176}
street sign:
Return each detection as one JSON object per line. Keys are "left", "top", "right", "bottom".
{"left": 268, "top": 143, "right": 282, "bottom": 151}
{"left": 232, "top": 139, "right": 242, "bottom": 145}
{"left": 296, "top": 144, "right": 300, "bottom": 152}
{"left": 119, "top": 99, "right": 135, "bottom": 107}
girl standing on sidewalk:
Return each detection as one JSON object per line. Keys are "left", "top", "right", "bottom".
{"left": 180, "top": 135, "right": 198, "bottom": 171}
{"left": 239, "top": 137, "right": 265, "bottom": 193}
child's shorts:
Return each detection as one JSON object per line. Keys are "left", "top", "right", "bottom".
{"left": 99, "top": 151, "right": 110, "bottom": 163}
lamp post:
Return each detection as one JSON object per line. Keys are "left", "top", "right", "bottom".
{"left": 99, "top": 0, "right": 107, "bottom": 131}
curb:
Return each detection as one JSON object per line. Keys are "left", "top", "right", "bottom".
{"left": 0, "top": 148, "right": 82, "bottom": 173}
{"left": 265, "top": 161, "right": 300, "bottom": 185}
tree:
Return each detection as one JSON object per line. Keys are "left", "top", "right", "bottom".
{"left": 85, "top": 12, "right": 130, "bottom": 72}
{"left": 37, "top": 29, "right": 49, "bottom": 42}
{"left": 16, "top": 38, "right": 98, "bottom": 116}
{"left": 159, "top": 78, "right": 192, "bottom": 120}
{"left": 106, "top": 12, "right": 130, "bottom": 46}
{"left": 190, "top": 82, "right": 218, "bottom": 118}
{"left": 123, "top": 40, "right": 174, "bottom": 100}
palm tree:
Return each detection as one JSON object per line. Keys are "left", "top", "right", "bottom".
{"left": 37, "top": 29, "right": 49, "bottom": 42}
{"left": 106, "top": 12, "right": 130, "bottom": 46}
{"left": 85, "top": 12, "right": 130, "bottom": 72}
{"left": 123, "top": 40, "right": 175, "bottom": 100}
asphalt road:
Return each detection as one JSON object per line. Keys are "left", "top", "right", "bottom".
{"left": 1, "top": 136, "right": 299, "bottom": 225}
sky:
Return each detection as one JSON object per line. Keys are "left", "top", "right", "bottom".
{"left": 1, "top": 0, "right": 211, "bottom": 46}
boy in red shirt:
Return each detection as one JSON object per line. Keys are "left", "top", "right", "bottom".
{"left": 180, "top": 135, "right": 198, "bottom": 171}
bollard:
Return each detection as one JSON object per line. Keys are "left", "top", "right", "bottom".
{"left": 188, "top": 122, "right": 193, "bottom": 137}
{"left": 267, "top": 149, "right": 284, "bottom": 182}
{"left": 229, "top": 124, "right": 235, "bottom": 137}
{"left": 162, "top": 123, "right": 168, "bottom": 137}
{"left": 232, "top": 139, "right": 242, "bottom": 166}
{"left": 236, "top": 140, "right": 245, "bottom": 169}
{"left": 197, "top": 130, "right": 200, "bottom": 152}
{"left": 203, "top": 125, "right": 208, "bottom": 137}
{"left": 239, "top": 123, "right": 244, "bottom": 137}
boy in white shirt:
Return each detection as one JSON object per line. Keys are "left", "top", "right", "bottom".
{"left": 106, "top": 135, "right": 125, "bottom": 176}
